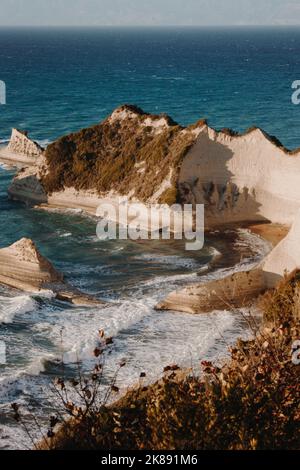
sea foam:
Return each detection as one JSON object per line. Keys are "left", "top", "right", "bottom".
{"left": 0, "top": 295, "right": 36, "bottom": 324}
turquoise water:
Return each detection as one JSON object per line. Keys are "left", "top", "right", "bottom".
{"left": 0, "top": 27, "right": 300, "bottom": 148}
{"left": 0, "top": 163, "right": 270, "bottom": 449}
{"left": 0, "top": 27, "right": 286, "bottom": 448}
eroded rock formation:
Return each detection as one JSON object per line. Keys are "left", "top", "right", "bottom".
{"left": 0, "top": 238, "right": 102, "bottom": 306}
{"left": 0, "top": 238, "right": 62, "bottom": 291}
{"left": 7, "top": 129, "right": 43, "bottom": 158}
{"left": 8, "top": 105, "right": 300, "bottom": 228}
{"left": 0, "top": 129, "right": 44, "bottom": 165}
{"left": 262, "top": 209, "right": 300, "bottom": 288}
{"left": 8, "top": 166, "right": 48, "bottom": 204}
{"left": 178, "top": 126, "right": 300, "bottom": 227}
{"left": 6, "top": 105, "right": 300, "bottom": 313}
{"left": 156, "top": 268, "right": 266, "bottom": 314}
{"left": 157, "top": 211, "right": 300, "bottom": 314}
{"left": 8, "top": 105, "right": 197, "bottom": 206}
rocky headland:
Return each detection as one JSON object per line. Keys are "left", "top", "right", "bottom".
{"left": 4, "top": 104, "right": 300, "bottom": 312}
{"left": 2, "top": 106, "right": 299, "bottom": 451}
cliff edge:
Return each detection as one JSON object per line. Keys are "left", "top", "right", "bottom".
{"left": 8, "top": 105, "right": 300, "bottom": 227}
{"left": 7, "top": 105, "right": 300, "bottom": 313}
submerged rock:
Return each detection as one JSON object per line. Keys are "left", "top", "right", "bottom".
{"left": 55, "top": 289, "right": 101, "bottom": 307}
{"left": 0, "top": 238, "right": 103, "bottom": 306}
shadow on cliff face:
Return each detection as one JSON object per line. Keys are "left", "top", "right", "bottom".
{"left": 178, "top": 130, "right": 268, "bottom": 228}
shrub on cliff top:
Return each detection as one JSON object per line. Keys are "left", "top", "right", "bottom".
{"left": 41, "top": 109, "right": 196, "bottom": 202}
{"left": 258, "top": 270, "right": 300, "bottom": 324}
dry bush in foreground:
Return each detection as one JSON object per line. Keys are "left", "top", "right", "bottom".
{"left": 43, "top": 323, "right": 299, "bottom": 450}
{"left": 14, "top": 275, "right": 300, "bottom": 450}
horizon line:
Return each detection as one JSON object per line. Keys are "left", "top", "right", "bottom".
{"left": 0, "top": 24, "right": 300, "bottom": 28}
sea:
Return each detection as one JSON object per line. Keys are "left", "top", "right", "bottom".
{"left": 0, "top": 26, "right": 298, "bottom": 449}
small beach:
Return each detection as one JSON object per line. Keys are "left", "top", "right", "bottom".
{"left": 0, "top": 162, "right": 273, "bottom": 449}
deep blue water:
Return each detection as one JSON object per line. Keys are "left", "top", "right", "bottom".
{"left": 0, "top": 27, "right": 300, "bottom": 148}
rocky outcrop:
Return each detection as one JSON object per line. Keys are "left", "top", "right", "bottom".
{"left": 8, "top": 165, "right": 48, "bottom": 204}
{"left": 7, "top": 105, "right": 300, "bottom": 228}
{"left": 6, "top": 105, "right": 300, "bottom": 313}
{"left": 0, "top": 129, "right": 44, "bottom": 165}
{"left": 0, "top": 238, "right": 62, "bottom": 291}
{"left": 261, "top": 209, "right": 300, "bottom": 288}
{"left": 157, "top": 211, "right": 300, "bottom": 314}
{"left": 179, "top": 126, "right": 300, "bottom": 227}
{"left": 156, "top": 268, "right": 266, "bottom": 314}
{"left": 0, "top": 238, "right": 102, "bottom": 306}
{"left": 7, "top": 129, "right": 43, "bottom": 158}
{"left": 8, "top": 105, "right": 197, "bottom": 206}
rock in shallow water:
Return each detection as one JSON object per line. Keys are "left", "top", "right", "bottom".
{"left": 0, "top": 238, "right": 63, "bottom": 291}
{"left": 155, "top": 268, "right": 266, "bottom": 314}
{"left": 0, "top": 238, "right": 103, "bottom": 306}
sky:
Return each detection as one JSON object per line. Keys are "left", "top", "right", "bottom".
{"left": 0, "top": 0, "right": 300, "bottom": 26}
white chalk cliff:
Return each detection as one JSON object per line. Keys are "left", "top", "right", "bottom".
{"left": 0, "top": 128, "right": 44, "bottom": 165}
{"left": 180, "top": 126, "right": 300, "bottom": 227}
{"left": 8, "top": 107, "right": 300, "bottom": 226}
{"left": 262, "top": 209, "right": 300, "bottom": 288}
{"left": 5, "top": 106, "right": 300, "bottom": 312}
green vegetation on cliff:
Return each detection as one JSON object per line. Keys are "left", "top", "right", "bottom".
{"left": 41, "top": 105, "right": 196, "bottom": 204}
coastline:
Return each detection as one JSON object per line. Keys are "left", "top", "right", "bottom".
{"left": 35, "top": 197, "right": 283, "bottom": 314}
{"left": 1, "top": 133, "right": 299, "bottom": 449}
{"left": 32, "top": 220, "right": 298, "bottom": 451}
{"left": 0, "top": 23, "right": 299, "bottom": 453}
{"left": 36, "top": 200, "right": 288, "bottom": 256}
{"left": 5, "top": 107, "right": 300, "bottom": 315}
